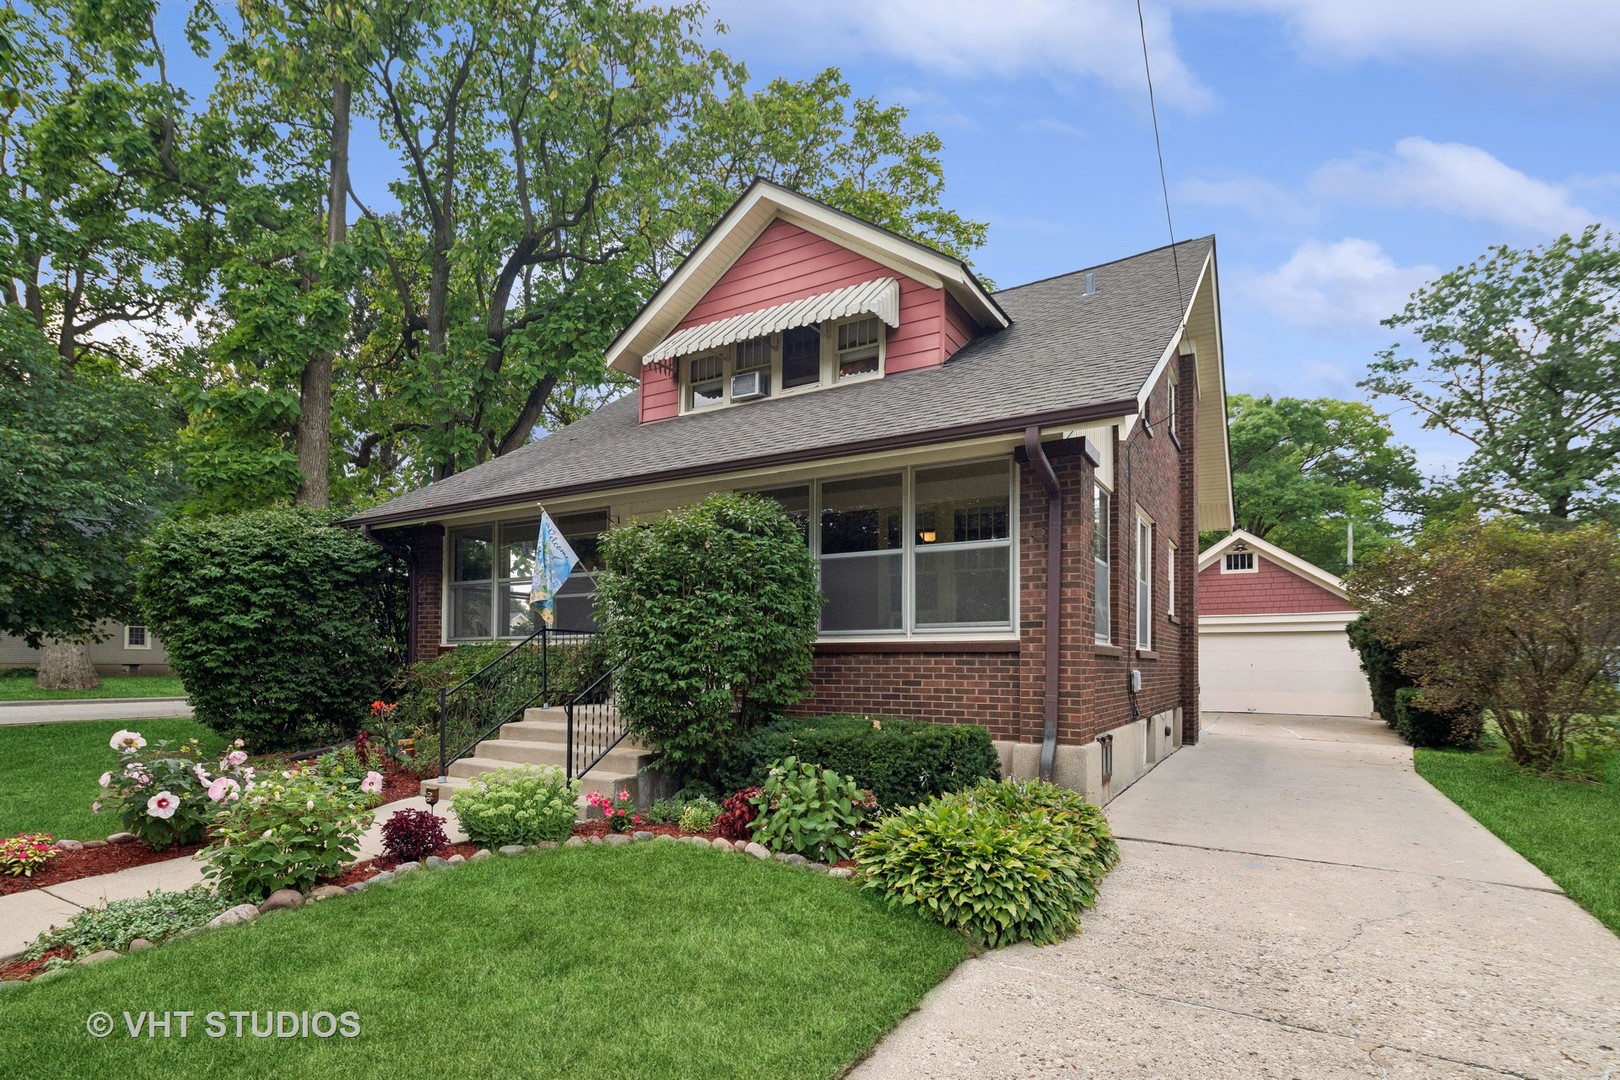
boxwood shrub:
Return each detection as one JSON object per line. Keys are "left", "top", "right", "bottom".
{"left": 718, "top": 714, "right": 1000, "bottom": 809}
{"left": 1394, "top": 686, "right": 1483, "bottom": 749}
{"left": 856, "top": 778, "right": 1120, "bottom": 948}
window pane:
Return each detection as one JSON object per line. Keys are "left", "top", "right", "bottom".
{"left": 837, "top": 317, "right": 881, "bottom": 378}
{"left": 1095, "top": 559, "right": 1110, "bottom": 641}
{"left": 783, "top": 326, "right": 820, "bottom": 389}
{"left": 692, "top": 380, "right": 724, "bottom": 408}
{"left": 450, "top": 583, "right": 493, "bottom": 639}
{"left": 553, "top": 511, "right": 609, "bottom": 570}
{"left": 499, "top": 520, "right": 539, "bottom": 580}
{"left": 1092, "top": 487, "right": 1109, "bottom": 562}
{"left": 915, "top": 546, "right": 1011, "bottom": 627}
{"left": 453, "top": 528, "right": 493, "bottom": 582}
{"left": 820, "top": 474, "right": 902, "bottom": 554}
{"left": 915, "top": 461, "right": 1009, "bottom": 544}
{"left": 554, "top": 591, "right": 599, "bottom": 633}
{"left": 690, "top": 353, "right": 725, "bottom": 381}
{"left": 127, "top": 625, "right": 147, "bottom": 647}
{"left": 504, "top": 585, "right": 536, "bottom": 637}
{"left": 736, "top": 336, "right": 771, "bottom": 372}
{"left": 756, "top": 486, "right": 811, "bottom": 541}
{"left": 820, "top": 552, "right": 902, "bottom": 632}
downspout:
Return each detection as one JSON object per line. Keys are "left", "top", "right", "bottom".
{"left": 362, "top": 524, "right": 416, "bottom": 666}
{"left": 1024, "top": 427, "right": 1063, "bottom": 783}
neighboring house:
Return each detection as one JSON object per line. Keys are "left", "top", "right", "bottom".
{"left": 0, "top": 622, "right": 171, "bottom": 676}
{"left": 347, "top": 180, "right": 1233, "bottom": 801}
{"left": 1197, "top": 529, "right": 1371, "bottom": 718}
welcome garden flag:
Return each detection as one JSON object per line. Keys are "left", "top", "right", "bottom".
{"left": 530, "top": 512, "right": 580, "bottom": 628}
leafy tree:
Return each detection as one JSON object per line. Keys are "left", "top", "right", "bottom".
{"left": 596, "top": 494, "right": 822, "bottom": 784}
{"left": 0, "top": 313, "right": 177, "bottom": 686}
{"left": 1347, "top": 515, "right": 1620, "bottom": 773}
{"left": 1212, "top": 394, "right": 1421, "bottom": 573}
{"left": 1363, "top": 226, "right": 1620, "bottom": 523}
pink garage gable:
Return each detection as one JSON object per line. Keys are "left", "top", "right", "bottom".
{"left": 639, "top": 218, "right": 976, "bottom": 422}
{"left": 1197, "top": 554, "right": 1356, "bottom": 616}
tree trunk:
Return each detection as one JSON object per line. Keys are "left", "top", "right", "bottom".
{"left": 37, "top": 639, "right": 101, "bottom": 691}
{"left": 295, "top": 72, "right": 351, "bottom": 509}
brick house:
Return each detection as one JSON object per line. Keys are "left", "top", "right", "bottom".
{"left": 347, "top": 181, "right": 1234, "bottom": 802}
{"left": 1197, "top": 529, "right": 1371, "bottom": 718}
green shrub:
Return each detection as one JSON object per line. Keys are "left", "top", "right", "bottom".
{"left": 24, "top": 886, "right": 230, "bottom": 958}
{"left": 642, "top": 797, "right": 683, "bottom": 825}
{"left": 720, "top": 714, "right": 1001, "bottom": 809}
{"left": 450, "top": 766, "right": 580, "bottom": 847}
{"left": 391, "top": 636, "right": 610, "bottom": 741}
{"left": 137, "top": 509, "right": 394, "bottom": 752}
{"left": 677, "top": 796, "right": 721, "bottom": 833}
{"left": 750, "top": 757, "right": 872, "bottom": 862}
{"left": 856, "top": 778, "right": 1120, "bottom": 948}
{"left": 203, "top": 771, "right": 375, "bottom": 901}
{"left": 1394, "top": 686, "right": 1483, "bottom": 749}
{"left": 597, "top": 493, "right": 821, "bottom": 782}
{"left": 1346, "top": 614, "right": 1414, "bottom": 727}
{"left": 96, "top": 731, "right": 255, "bottom": 850}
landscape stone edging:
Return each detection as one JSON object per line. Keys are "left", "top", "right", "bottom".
{"left": 11, "top": 829, "right": 858, "bottom": 981}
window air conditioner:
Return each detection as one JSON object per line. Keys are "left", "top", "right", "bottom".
{"left": 730, "top": 370, "right": 768, "bottom": 401}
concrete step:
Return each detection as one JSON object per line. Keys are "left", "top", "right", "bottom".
{"left": 472, "top": 737, "right": 651, "bottom": 775}
{"left": 499, "top": 717, "right": 651, "bottom": 752}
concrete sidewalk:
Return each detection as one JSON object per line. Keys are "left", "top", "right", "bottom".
{"left": 0, "top": 699, "right": 193, "bottom": 726}
{"left": 854, "top": 712, "right": 1620, "bottom": 1079}
{"left": 0, "top": 796, "right": 463, "bottom": 959}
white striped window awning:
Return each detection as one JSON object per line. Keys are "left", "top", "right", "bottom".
{"left": 644, "top": 277, "right": 900, "bottom": 364}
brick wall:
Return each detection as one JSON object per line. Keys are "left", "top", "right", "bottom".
{"left": 1198, "top": 553, "right": 1355, "bottom": 615}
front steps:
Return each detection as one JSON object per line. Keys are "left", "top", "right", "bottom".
{"left": 419, "top": 706, "right": 667, "bottom": 817}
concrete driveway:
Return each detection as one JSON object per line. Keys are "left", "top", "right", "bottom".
{"left": 853, "top": 712, "right": 1620, "bottom": 1079}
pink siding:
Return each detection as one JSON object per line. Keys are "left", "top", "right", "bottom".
{"left": 639, "top": 218, "right": 975, "bottom": 421}
{"left": 1197, "top": 554, "right": 1357, "bottom": 616}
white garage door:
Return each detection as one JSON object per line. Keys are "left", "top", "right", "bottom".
{"left": 1200, "top": 613, "right": 1372, "bottom": 717}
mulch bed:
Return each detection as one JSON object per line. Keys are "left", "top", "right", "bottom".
{"left": 0, "top": 840, "right": 205, "bottom": 897}
{"left": 0, "top": 945, "right": 73, "bottom": 981}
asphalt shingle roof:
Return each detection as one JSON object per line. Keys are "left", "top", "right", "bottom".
{"left": 347, "top": 235, "right": 1213, "bottom": 526}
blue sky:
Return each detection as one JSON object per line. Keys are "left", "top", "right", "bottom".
{"left": 704, "top": 0, "right": 1619, "bottom": 477}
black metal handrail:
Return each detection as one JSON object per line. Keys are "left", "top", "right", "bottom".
{"left": 564, "top": 661, "right": 629, "bottom": 781}
{"left": 436, "top": 626, "right": 598, "bottom": 780}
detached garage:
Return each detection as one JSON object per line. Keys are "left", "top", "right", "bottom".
{"left": 1197, "top": 530, "right": 1372, "bottom": 718}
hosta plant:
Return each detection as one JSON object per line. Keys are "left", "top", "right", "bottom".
{"left": 450, "top": 766, "right": 580, "bottom": 847}
{"left": 203, "top": 771, "right": 374, "bottom": 901}
{"left": 96, "top": 731, "right": 255, "bottom": 850}
{"left": 0, "top": 833, "right": 60, "bottom": 877}
{"left": 856, "top": 778, "right": 1121, "bottom": 948}
{"left": 749, "top": 757, "right": 872, "bottom": 862}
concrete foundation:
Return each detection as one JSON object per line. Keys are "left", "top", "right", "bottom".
{"left": 995, "top": 705, "right": 1182, "bottom": 805}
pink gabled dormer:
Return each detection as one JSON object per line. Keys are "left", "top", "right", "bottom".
{"left": 605, "top": 181, "right": 1007, "bottom": 424}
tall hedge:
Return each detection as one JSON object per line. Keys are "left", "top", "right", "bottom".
{"left": 596, "top": 493, "right": 822, "bottom": 782}
{"left": 137, "top": 509, "right": 394, "bottom": 751}
{"left": 1345, "top": 613, "right": 1413, "bottom": 727}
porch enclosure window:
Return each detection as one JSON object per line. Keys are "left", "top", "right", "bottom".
{"left": 1136, "top": 512, "right": 1153, "bottom": 650}
{"left": 1093, "top": 483, "right": 1111, "bottom": 643}
{"left": 448, "top": 510, "right": 608, "bottom": 640}
{"left": 755, "top": 458, "right": 1015, "bottom": 636}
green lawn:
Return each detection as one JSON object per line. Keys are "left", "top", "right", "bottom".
{"left": 0, "top": 675, "right": 186, "bottom": 701}
{"left": 1416, "top": 743, "right": 1619, "bottom": 934}
{"left": 0, "top": 718, "right": 221, "bottom": 839}
{"left": 0, "top": 843, "right": 965, "bottom": 1079}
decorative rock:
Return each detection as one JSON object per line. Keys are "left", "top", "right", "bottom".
{"left": 471, "top": 849, "right": 492, "bottom": 860}
{"left": 744, "top": 842, "right": 772, "bottom": 860}
{"left": 80, "top": 949, "right": 120, "bottom": 966}
{"left": 308, "top": 885, "right": 348, "bottom": 903}
{"left": 806, "top": 862, "right": 831, "bottom": 873}
{"left": 56, "top": 839, "right": 84, "bottom": 851}
{"left": 425, "top": 856, "right": 448, "bottom": 869}
{"left": 710, "top": 837, "right": 733, "bottom": 852}
{"left": 128, "top": 938, "right": 154, "bottom": 952}
{"left": 344, "top": 883, "right": 367, "bottom": 894}
{"left": 369, "top": 871, "right": 395, "bottom": 885}
{"left": 394, "top": 861, "right": 421, "bottom": 874}
{"left": 536, "top": 841, "right": 559, "bottom": 850}
{"left": 259, "top": 889, "right": 303, "bottom": 913}
{"left": 498, "top": 845, "right": 527, "bottom": 856}
{"left": 587, "top": 835, "right": 604, "bottom": 846}
{"left": 106, "top": 832, "right": 137, "bottom": 845}
{"left": 447, "top": 854, "right": 466, "bottom": 864}
{"left": 654, "top": 833, "right": 674, "bottom": 842}
{"left": 564, "top": 837, "right": 586, "bottom": 847}
{"left": 631, "top": 830, "right": 654, "bottom": 842}
{"left": 829, "top": 867, "right": 855, "bottom": 880}
{"left": 207, "top": 903, "right": 260, "bottom": 928}
{"left": 679, "top": 835, "right": 709, "bottom": 846}
{"left": 734, "top": 840, "right": 750, "bottom": 852}
{"left": 604, "top": 833, "right": 631, "bottom": 846}
{"left": 775, "top": 852, "right": 808, "bottom": 866}
{"left": 81, "top": 840, "right": 108, "bottom": 849}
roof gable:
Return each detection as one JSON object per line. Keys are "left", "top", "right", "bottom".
{"left": 1198, "top": 529, "right": 1351, "bottom": 602}
{"left": 604, "top": 180, "right": 1007, "bottom": 375}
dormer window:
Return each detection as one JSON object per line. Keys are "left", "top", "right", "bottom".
{"left": 836, "top": 316, "right": 882, "bottom": 379}
{"left": 676, "top": 316, "right": 887, "bottom": 414}
{"left": 783, "top": 325, "right": 821, "bottom": 390}
{"left": 688, "top": 352, "right": 727, "bottom": 410}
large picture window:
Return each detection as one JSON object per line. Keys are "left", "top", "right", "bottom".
{"left": 447, "top": 510, "right": 608, "bottom": 640}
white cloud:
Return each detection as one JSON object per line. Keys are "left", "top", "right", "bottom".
{"left": 1180, "top": 0, "right": 1620, "bottom": 68}
{"left": 1314, "top": 138, "right": 1597, "bottom": 237}
{"left": 1179, "top": 174, "right": 1317, "bottom": 224}
{"left": 1248, "top": 238, "right": 1437, "bottom": 332}
{"left": 707, "top": 0, "right": 1214, "bottom": 111}
{"left": 1022, "top": 117, "right": 1086, "bottom": 139}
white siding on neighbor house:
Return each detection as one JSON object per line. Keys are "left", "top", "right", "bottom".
{"left": 0, "top": 623, "right": 170, "bottom": 672}
{"left": 1199, "top": 612, "right": 1373, "bottom": 718}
